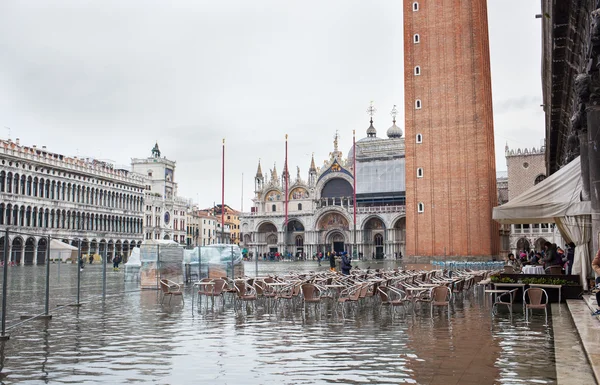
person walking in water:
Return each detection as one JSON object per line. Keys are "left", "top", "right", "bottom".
{"left": 113, "top": 254, "right": 121, "bottom": 271}
{"left": 341, "top": 252, "right": 352, "bottom": 275}
{"left": 329, "top": 252, "right": 336, "bottom": 272}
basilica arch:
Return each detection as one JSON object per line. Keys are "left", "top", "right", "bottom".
{"left": 315, "top": 210, "right": 350, "bottom": 255}
{"left": 256, "top": 221, "right": 278, "bottom": 256}
{"left": 284, "top": 219, "right": 305, "bottom": 256}
{"left": 362, "top": 216, "right": 386, "bottom": 259}
{"left": 316, "top": 176, "right": 354, "bottom": 209}
{"left": 392, "top": 216, "right": 406, "bottom": 258}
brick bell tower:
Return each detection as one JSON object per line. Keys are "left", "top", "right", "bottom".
{"left": 403, "top": 0, "right": 499, "bottom": 258}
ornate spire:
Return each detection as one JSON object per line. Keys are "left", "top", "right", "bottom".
{"left": 271, "top": 162, "right": 278, "bottom": 181}
{"left": 255, "top": 159, "right": 263, "bottom": 179}
{"left": 309, "top": 153, "right": 317, "bottom": 173}
{"left": 282, "top": 161, "right": 289, "bottom": 182}
{"left": 366, "top": 101, "right": 377, "bottom": 137}
{"left": 329, "top": 131, "right": 343, "bottom": 160}
{"left": 334, "top": 130, "right": 340, "bottom": 152}
{"left": 151, "top": 142, "right": 161, "bottom": 158}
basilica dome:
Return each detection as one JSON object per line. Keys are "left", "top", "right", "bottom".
{"left": 386, "top": 121, "right": 403, "bottom": 138}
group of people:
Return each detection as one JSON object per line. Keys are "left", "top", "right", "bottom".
{"left": 260, "top": 252, "right": 307, "bottom": 261}
{"left": 326, "top": 251, "right": 352, "bottom": 275}
{"left": 506, "top": 242, "right": 575, "bottom": 274}
{"left": 78, "top": 254, "right": 123, "bottom": 271}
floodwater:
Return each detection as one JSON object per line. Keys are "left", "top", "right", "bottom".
{"left": 0, "top": 260, "right": 557, "bottom": 384}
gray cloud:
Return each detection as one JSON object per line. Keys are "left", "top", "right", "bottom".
{"left": 0, "top": 0, "right": 544, "bottom": 208}
{"left": 493, "top": 95, "right": 542, "bottom": 114}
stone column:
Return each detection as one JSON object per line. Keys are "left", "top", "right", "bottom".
{"left": 588, "top": 107, "right": 600, "bottom": 255}
{"left": 580, "top": 129, "right": 591, "bottom": 201}
{"left": 33, "top": 244, "right": 38, "bottom": 266}
{"left": 19, "top": 245, "right": 24, "bottom": 266}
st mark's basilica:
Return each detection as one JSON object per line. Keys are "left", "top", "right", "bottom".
{"left": 240, "top": 106, "right": 406, "bottom": 259}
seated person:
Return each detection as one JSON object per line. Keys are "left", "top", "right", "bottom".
{"left": 506, "top": 253, "right": 521, "bottom": 271}
{"left": 529, "top": 252, "right": 542, "bottom": 265}
{"left": 592, "top": 249, "right": 600, "bottom": 316}
{"left": 505, "top": 253, "right": 516, "bottom": 267}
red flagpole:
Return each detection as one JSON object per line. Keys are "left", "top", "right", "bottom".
{"left": 284, "top": 134, "right": 289, "bottom": 254}
{"left": 221, "top": 138, "right": 225, "bottom": 244}
{"left": 353, "top": 130, "right": 357, "bottom": 257}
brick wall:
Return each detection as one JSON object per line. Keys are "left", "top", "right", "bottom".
{"left": 404, "top": 0, "right": 499, "bottom": 257}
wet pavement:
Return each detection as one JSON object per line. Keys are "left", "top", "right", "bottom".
{"left": 0, "top": 260, "right": 559, "bottom": 384}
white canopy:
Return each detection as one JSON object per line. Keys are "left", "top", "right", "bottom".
{"left": 493, "top": 156, "right": 592, "bottom": 289}
{"left": 492, "top": 156, "right": 590, "bottom": 224}
{"left": 50, "top": 240, "right": 78, "bottom": 262}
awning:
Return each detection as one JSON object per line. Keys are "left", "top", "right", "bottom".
{"left": 492, "top": 156, "right": 591, "bottom": 224}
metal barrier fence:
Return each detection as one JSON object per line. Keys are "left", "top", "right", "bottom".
{"left": 0, "top": 227, "right": 132, "bottom": 341}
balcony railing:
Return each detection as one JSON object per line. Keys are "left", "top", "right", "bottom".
{"left": 240, "top": 204, "right": 406, "bottom": 217}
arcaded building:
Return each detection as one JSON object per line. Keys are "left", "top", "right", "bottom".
{"left": 403, "top": 0, "right": 499, "bottom": 257}
{"left": 240, "top": 112, "right": 406, "bottom": 259}
{"left": 0, "top": 138, "right": 145, "bottom": 264}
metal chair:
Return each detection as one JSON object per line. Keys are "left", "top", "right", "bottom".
{"left": 545, "top": 265, "right": 563, "bottom": 275}
{"left": 159, "top": 279, "right": 184, "bottom": 305}
{"left": 492, "top": 288, "right": 518, "bottom": 318}
{"left": 523, "top": 287, "right": 549, "bottom": 325}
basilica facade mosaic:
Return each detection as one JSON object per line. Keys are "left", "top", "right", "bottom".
{"left": 240, "top": 108, "right": 406, "bottom": 259}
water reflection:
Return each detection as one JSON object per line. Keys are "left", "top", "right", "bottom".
{"left": 0, "top": 261, "right": 556, "bottom": 384}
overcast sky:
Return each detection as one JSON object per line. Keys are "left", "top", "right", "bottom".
{"left": 0, "top": 0, "right": 544, "bottom": 211}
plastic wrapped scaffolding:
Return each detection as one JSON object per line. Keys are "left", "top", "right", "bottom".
{"left": 183, "top": 244, "right": 244, "bottom": 282}
{"left": 124, "top": 247, "right": 141, "bottom": 282}
{"left": 139, "top": 240, "right": 184, "bottom": 289}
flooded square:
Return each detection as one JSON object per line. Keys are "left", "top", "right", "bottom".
{"left": 0, "top": 261, "right": 558, "bottom": 384}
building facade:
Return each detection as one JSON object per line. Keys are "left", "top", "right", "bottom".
{"left": 240, "top": 113, "right": 406, "bottom": 259}
{"left": 131, "top": 144, "right": 189, "bottom": 245}
{"left": 0, "top": 138, "right": 145, "bottom": 264}
{"left": 186, "top": 207, "right": 201, "bottom": 247}
{"left": 504, "top": 144, "right": 562, "bottom": 253}
{"left": 187, "top": 208, "right": 220, "bottom": 246}
{"left": 212, "top": 204, "right": 240, "bottom": 244}
{"left": 403, "top": 0, "right": 499, "bottom": 257}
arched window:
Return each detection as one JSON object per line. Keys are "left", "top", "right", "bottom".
{"left": 6, "top": 173, "right": 12, "bottom": 193}
{"left": 272, "top": 204, "right": 276, "bottom": 212}
{"left": 415, "top": 99, "right": 422, "bottom": 109}
{"left": 413, "top": 34, "right": 420, "bottom": 44}
{"left": 534, "top": 174, "right": 546, "bottom": 185}
{"left": 374, "top": 233, "right": 384, "bottom": 246}
{"left": 413, "top": 2, "right": 419, "bottom": 11}
{"left": 298, "top": 203, "right": 302, "bottom": 211}
{"left": 417, "top": 168, "right": 423, "bottom": 178}
{"left": 414, "top": 66, "right": 421, "bottom": 75}
{"left": 416, "top": 133, "right": 423, "bottom": 143}
{"left": 295, "top": 235, "right": 304, "bottom": 247}
{"left": 417, "top": 202, "right": 424, "bottom": 213}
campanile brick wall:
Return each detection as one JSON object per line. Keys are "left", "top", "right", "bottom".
{"left": 403, "top": 0, "right": 499, "bottom": 257}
